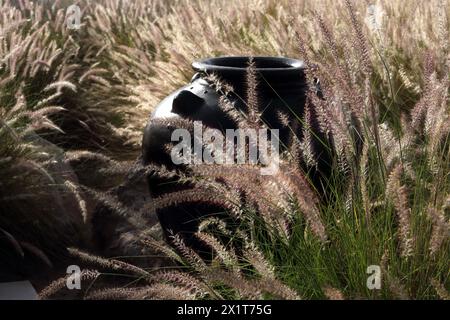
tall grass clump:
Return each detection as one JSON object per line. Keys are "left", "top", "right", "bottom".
{"left": 0, "top": 0, "right": 448, "bottom": 299}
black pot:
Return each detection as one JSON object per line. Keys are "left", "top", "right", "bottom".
{"left": 142, "top": 56, "right": 308, "bottom": 166}
{"left": 142, "top": 56, "right": 312, "bottom": 242}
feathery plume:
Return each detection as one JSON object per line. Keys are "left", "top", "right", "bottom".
{"left": 323, "top": 286, "right": 345, "bottom": 300}
{"left": 39, "top": 270, "right": 100, "bottom": 299}
{"left": 386, "top": 164, "right": 414, "bottom": 257}
{"left": 64, "top": 180, "right": 89, "bottom": 224}
{"left": 427, "top": 207, "right": 450, "bottom": 256}
{"left": 170, "top": 233, "right": 208, "bottom": 272}
{"left": 67, "top": 248, "right": 151, "bottom": 279}
{"left": 344, "top": 0, "right": 372, "bottom": 75}
{"left": 431, "top": 278, "right": 450, "bottom": 300}
{"left": 245, "top": 57, "right": 260, "bottom": 127}
{"left": 196, "top": 231, "right": 239, "bottom": 272}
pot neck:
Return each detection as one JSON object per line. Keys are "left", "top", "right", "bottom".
{"left": 192, "top": 56, "right": 307, "bottom": 96}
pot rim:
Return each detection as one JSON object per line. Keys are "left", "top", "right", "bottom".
{"left": 192, "top": 56, "right": 305, "bottom": 74}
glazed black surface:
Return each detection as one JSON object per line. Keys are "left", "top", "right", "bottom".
{"left": 192, "top": 56, "right": 306, "bottom": 95}
{"left": 143, "top": 56, "right": 308, "bottom": 165}
{"left": 142, "top": 56, "right": 310, "bottom": 245}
